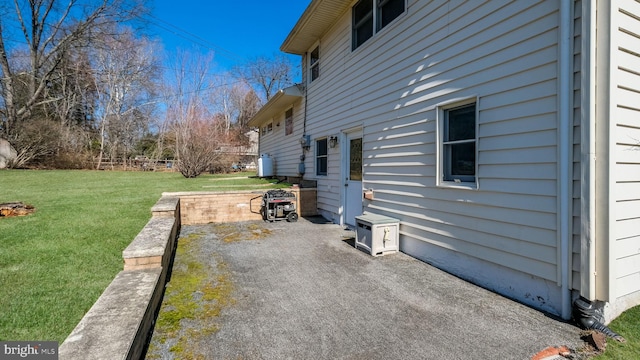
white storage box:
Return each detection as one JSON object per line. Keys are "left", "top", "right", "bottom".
{"left": 355, "top": 213, "right": 399, "bottom": 256}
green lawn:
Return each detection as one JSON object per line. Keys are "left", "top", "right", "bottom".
{"left": 594, "top": 305, "right": 640, "bottom": 359}
{"left": 0, "top": 169, "right": 282, "bottom": 342}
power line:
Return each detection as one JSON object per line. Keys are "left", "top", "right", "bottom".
{"left": 143, "top": 14, "right": 247, "bottom": 63}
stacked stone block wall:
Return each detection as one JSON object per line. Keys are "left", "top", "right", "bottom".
{"left": 60, "top": 196, "right": 180, "bottom": 360}
{"left": 169, "top": 188, "right": 318, "bottom": 225}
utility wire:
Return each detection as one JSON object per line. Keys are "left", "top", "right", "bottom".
{"left": 143, "top": 13, "right": 247, "bottom": 63}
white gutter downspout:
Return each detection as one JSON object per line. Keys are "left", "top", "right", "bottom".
{"left": 580, "top": 0, "right": 597, "bottom": 301}
{"left": 558, "top": 0, "right": 573, "bottom": 320}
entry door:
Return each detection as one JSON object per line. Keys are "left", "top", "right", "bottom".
{"left": 344, "top": 132, "right": 363, "bottom": 226}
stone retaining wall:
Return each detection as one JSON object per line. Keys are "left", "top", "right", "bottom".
{"left": 59, "top": 196, "right": 180, "bottom": 360}
{"left": 59, "top": 268, "right": 164, "bottom": 360}
{"left": 122, "top": 217, "right": 179, "bottom": 271}
{"left": 59, "top": 187, "right": 317, "bottom": 360}
{"left": 167, "top": 187, "right": 317, "bottom": 225}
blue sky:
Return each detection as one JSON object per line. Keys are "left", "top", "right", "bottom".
{"left": 150, "top": 1, "right": 312, "bottom": 71}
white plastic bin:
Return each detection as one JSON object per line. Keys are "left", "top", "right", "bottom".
{"left": 355, "top": 213, "right": 399, "bottom": 256}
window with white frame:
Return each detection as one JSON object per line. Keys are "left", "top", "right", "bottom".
{"left": 285, "top": 108, "right": 293, "bottom": 136}
{"left": 439, "top": 101, "right": 477, "bottom": 185}
{"left": 377, "top": 0, "right": 405, "bottom": 30}
{"left": 352, "top": 0, "right": 405, "bottom": 50}
{"left": 316, "top": 138, "right": 328, "bottom": 176}
{"left": 310, "top": 46, "right": 320, "bottom": 82}
{"left": 352, "top": 0, "right": 374, "bottom": 50}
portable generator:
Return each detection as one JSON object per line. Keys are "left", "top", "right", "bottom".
{"left": 251, "top": 189, "right": 298, "bottom": 222}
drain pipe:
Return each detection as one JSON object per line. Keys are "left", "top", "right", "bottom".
{"left": 558, "top": 0, "right": 572, "bottom": 321}
{"left": 573, "top": 297, "right": 625, "bottom": 342}
{"left": 298, "top": 76, "right": 308, "bottom": 177}
{"left": 580, "top": 0, "right": 598, "bottom": 306}
{"left": 571, "top": 2, "right": 624, "bottom": 342}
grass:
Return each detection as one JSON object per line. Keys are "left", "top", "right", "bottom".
{"left": 0, "top": 169, "right": 285, "bottom": 342}
{"left": 593, "top": 305, "right": 640, "bottom": 359}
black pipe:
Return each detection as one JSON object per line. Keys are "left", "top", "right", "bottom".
{"left": 573, "top": 297, "right": 625, "bottom": 342}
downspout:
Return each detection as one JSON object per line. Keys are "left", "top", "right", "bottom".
{"left": 572, "top": 1, "right": 624, "bottom": 342}
{"left": 580, "top": 0, "right": 597, "bottom": 301}
{"left": 302, "top": 57, "right": 308, "bottom": 137}
{"left": 298, "top": 53, "right": 309, "bottom": 177}
{"left": 558, "top": 0, "right": 573, "bottom": 320}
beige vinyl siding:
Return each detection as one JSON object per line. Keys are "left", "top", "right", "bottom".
{"left": 258, "top": 102, "right": 304, "bottom": 177}
{"left": 612, "top": 0, "right": 640, "bottom": 298}
{"left": 302, "top": 10, "right": 350, "bottom": 216}
{"left": 304, "top": 0, "right": 564, "bottom": 282}
{"left": 374, "top": 0, "right": 560, "bottom": 282}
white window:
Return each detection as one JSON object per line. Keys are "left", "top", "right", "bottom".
{"left": 352, "top": 0, "right": 374, "bottom": 50}
{"left": 377, "top": 0, "right": 405, "bottom": 30}
{"left": 438, "top": 100, "right": 477, "bottom": 187}
{"left": 352, "top": 0, "right": 405, "bottom": 50}
{"left": 285, "top": 108, "right": 293, "bottom": 136}
{"left": 310, "top": 46, "right": 320, "bottom": 82}
{"left": 316, "top": 138, "right": 328, "bottom": 176}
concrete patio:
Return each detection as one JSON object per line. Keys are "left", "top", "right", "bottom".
{"left": 148, "top": 216, "right": 586, "bottom": 360}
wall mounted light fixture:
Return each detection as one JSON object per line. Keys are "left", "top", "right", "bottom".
{"left": 329, "top": 136, "right": 338, "bottom": 148}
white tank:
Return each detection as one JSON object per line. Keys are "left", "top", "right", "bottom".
{"left": 258, "top": 153, "right": 274, "bottom": 177}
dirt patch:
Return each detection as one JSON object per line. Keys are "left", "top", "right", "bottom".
{"left": 213, "top": 222, "right": 272, "bottom": 243}
{"left": 0, "top": 202, "right": 35, "bottom": 217}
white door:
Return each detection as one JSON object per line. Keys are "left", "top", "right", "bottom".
{"left": 344, "top": 132, "right": 363, "bottom": 226}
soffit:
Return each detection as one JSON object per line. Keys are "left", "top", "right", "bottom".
{"left": 281, "top": 0, "right": 352, "bottom": 55}
{"left": 248, "top": 86, "right": 303, "bottom": 128}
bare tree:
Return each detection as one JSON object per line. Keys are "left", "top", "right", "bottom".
{"left": 44, "top": 48, "right": 97, "bottom": 167}
{"left": 43, "top": 49, "right": 95, "bottom": 128}
{"left": 235, "top": 54, "right": 295, "bottom": 102}
{"left": 209, "top": 80, "right": 260, "bottom": 135}
{"left": 173, "top": 111, "right": 230, "bottom": 178}
{"left": 0, "top": 0, "right": 145, "bottom": 166}
{"left": 91, "top": 27, "right": 157, "bottom": 169}
{"left": 235, "top": 88, "right": 261, "bottom": 131}
{"left": 161, "top": 50, "right": 226, "bottom": 178}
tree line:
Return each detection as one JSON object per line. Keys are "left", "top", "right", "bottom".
{"left": 0, "top": 0, "right": 294, "bottom": 177}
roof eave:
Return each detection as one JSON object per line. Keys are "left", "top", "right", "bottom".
{"left": 248, "top": 85, "right": 303, "bottom": 128}
{"left": 281, "top": 0, "right": 352, "bottom": 55}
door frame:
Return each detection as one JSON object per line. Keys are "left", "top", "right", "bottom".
{"left": 341, "top": 126, "right": 363, "bottom": 226}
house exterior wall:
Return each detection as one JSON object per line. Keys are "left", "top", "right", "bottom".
{"left": 298, "top": 0, "right": 572, "bottom": 316}
{"left": 256, "top": 99, "right": 305, "bottom": 177}
{"left": 605, "top": 0, "right": 640, "bottom": 321}
{"left": 257, "top": 0, "right": 640, "bottom": 321}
